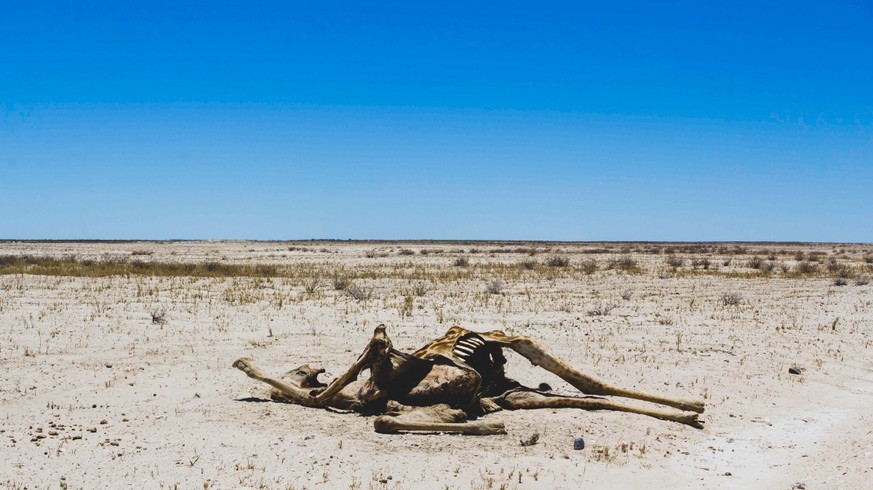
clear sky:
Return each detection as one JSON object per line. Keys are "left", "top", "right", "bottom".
{"left": 2, "top": 1, "right": 871, "bottom": 241}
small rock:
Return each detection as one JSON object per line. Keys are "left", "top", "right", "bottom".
{"left": 788, "top": 366, "right": 804, "bottom": 375}
{"left": 100, "top": 419, "right": 108, "bottom": 425}
{"left": 573, "top": 436, "right": 585, "bottom": 450}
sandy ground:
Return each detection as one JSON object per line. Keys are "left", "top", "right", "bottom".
{"left": 1, "top": 241, "right": 872, "bottom": 489}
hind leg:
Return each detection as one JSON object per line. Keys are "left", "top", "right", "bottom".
{"left": 491, "top": 390, "right": 703, "bottom": 429}
{"left": 481, "top": 332, "right": 704, "bottom": 414}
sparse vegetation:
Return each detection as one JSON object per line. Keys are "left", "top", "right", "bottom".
{"left": 666, "top": 256, "right": 684, "bottom": 268}
{"left": 545, "top": 256, "right": 569, "bottom": 267}
{"left": 587, "top": 302, "right": 617, "bottom": 316}
{"left": 579, "top": 259, "right": 598, "bottom": 275}
{"left": 795, "top": 261, "right": 819, "bottom": 274}
{"left": 518, "top": 259, "right": 538, "bottom": 270}
{"left": 3, "top": 241, "right": 873, "bottom": 487}
{"left": 409, "top": 281, "right": 431, "bottom": 297}
{"left": 333, "top": 276, "right": 351, "bottom": 290}
{"left": 486, "top": 280, "right": 503, "bottom": 295}
{"left": 606, "top": 256, "right": 639, "bottom": 272}
{"left": 150, "top": 308, "right": 167, "bottom": 325}
{"left": 346, "top": 285, "right": 373, "bottom": 302}
{"left": 303, "top": 278, "right": 321, "bottom": 294}
{"left": 691, "top": 257, "right": 711, "bottom": 269}
{"left": 722, "top": 292, "right": 741, "bottom": 306}
{"left": 747, "top": 256, "right": 764, "bottom": 269}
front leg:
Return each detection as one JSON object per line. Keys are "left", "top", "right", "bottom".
{"left": 233, "top": 358, "right": 322, "bottom": 408}
{"left": 315, "top": 324, "right": 392, "bottom": 404}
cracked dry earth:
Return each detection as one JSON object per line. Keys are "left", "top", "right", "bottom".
{"left": 1, "top": 241, "right": 872, "bottom": 489}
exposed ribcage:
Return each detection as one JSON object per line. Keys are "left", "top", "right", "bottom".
{"left": 453, "top": 333, "right": 488, "bottom": 365}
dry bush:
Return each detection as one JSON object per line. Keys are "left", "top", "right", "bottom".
{"left": 796, "top": 261, "right": 818, "bottom": 274}
{"left": 620, "top": 290, "right": 633, "bottom": 301}
{"left": 332, "top": 276, "right": 351, "bottom": 290}
{"left": 666, "top": 256, "right": 684, "bottom": 268}
{"left": 485, "top": 280, "right": 503, "bottom": 295}
{"left": 150, "top": 308, "right": 167, "bottom": 325}
{"left": 856, "top": 277, "right": 870, "bottom": 286}
{"left": 691, "top": 257, "right": 711, "bottom": 269}
{"left": 833, "top": 277, "right": 848, "bottom": 286}
{"left": 826, "top": 259, "right": 853, "bottom": 277}
{"left": 579, "top": 259, "right": 598, "bottom": 275}
{"left": 409, "top": 281, "right": 431, "bottom": 297}
{"left": 453, "top": 257, "right": 470, "bottom": 267}
{"left": 346, "top": 285, "right": 373, "bottom": 302}
{"left": 606, "top": 256, "right": 639, "bottom": 272}
{"left": 747, "top": 256, "right": 764, "bottom": 269}
{"left": 545, "top": 256, "right": 569, "bottom": 267}
{"left": 518, "top": 259, "right": 538, "bottom": 270}
{"left": 587, "top": 302, "right": 617, "bottom": 316}
{"left": 722, "top": 292, "right": 741, "bottom": 306}
{"left": 398, "top": 248, "right": 415, "bottom": 256}
{"left": 303, "top": 278, "right": 321, "bottom": 294}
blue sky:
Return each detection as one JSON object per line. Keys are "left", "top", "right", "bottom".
{"left": 2, "top": 1, "right": 871, "bottom": 241}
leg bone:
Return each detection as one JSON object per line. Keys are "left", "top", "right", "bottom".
{"left": 494, "top": 390, "right": 703, "bottom": 429}
{"left": 494, "top": 335, "right": 704, "bottom": 413}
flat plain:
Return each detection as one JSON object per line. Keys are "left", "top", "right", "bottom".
{"left": 2, "top": 241, "right": 872, "bottom": 489}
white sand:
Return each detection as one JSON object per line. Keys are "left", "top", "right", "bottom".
{"left": 1, "top": 241, "right": 871, "bottom": 489}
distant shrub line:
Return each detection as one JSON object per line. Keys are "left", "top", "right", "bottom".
{"left": 0, "top": 255, "right": 281, "bottom": 278}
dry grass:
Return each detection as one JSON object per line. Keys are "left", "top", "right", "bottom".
{"left": 3, "top": 240, "right": 873, "bottom": 488}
